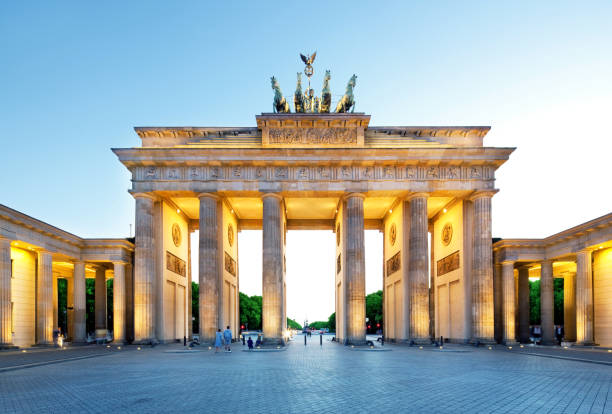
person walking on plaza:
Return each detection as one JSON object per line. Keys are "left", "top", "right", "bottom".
{"left": 215, "top": 328, "right": 223, "bottom": 353}
{"left": 223, "top": 326, "right": 232, "bottom": 352}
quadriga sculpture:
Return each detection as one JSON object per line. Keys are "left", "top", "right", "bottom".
{"left": 320, "top": 70, "right": 331, "bottom": 113}
{"left": 335, "top": 74, "right": 357, "bottom": 113}
{"left": 271, "top": 76, "right": 290, "bottom": 113}
{"left": 294, "top": 72, "right": 304, "bottom": 113}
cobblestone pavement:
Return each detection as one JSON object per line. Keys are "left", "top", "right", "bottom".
{"left": 1, "top": 336, "right": 611, "bottom": 413}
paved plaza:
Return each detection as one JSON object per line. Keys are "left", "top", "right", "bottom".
{"left": 1, "top": 336, "right": 611, "bottom": 413}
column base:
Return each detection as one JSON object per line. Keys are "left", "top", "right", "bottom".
{"left": 503, "top": 340, "right": 519, "bottom": 346}
{"left": 0, "top": 344, "right": 18, "bottom": 350}
{"left": 540, "top": 340, "right": 558, "bottom": 346}
{"left": 404, "top": 338, "right": 432, "bottom": 346}
{"left": 262, "top": 337, "right": 286, "bottom": 347}
{"left": 575, "top": 341, "right": 598, "bottom": 347}
{"left": 470, "top": 338, "right": 497, "bottom": 346}
{"left": 132, "top": 338, "right": 159, "bottom": 346}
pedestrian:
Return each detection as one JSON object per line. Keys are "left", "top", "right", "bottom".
{"left": 247, "top": 336, "right": 254, "bottom": 350}
{"left": 223, "top": 325, "right": 232, "bottom": 352}
{"left": 255, "top": 335, "right": 262, "bottom": 347}
{"left": 215, "top": 328, "right": 223, "bottom": 353}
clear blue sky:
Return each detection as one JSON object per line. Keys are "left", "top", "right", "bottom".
{"left": 2, "top": 1, "right": 611, "bottom": 320}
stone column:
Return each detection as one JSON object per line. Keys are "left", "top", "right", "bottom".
{"left": 576, "top": 250, "right": 594, "bottom": 345}
{"left": 540, "top": 260, "right": 554, "bottom": 344}
{"left": 113, "top": 262, "right": 126, "bottom": 343}
{"left": 563, "top": 272, "right": 576, "bottom": 342}
{"left": 345, "top": 193, "right": 366, "bottom": 344}
{"left": 73, "top": 261, "right": 86, "bottom": 342}
{"left": 517, "top": 266, "right": 530, "bottom": 343}
{"left": 501, "top": 261, "right": 517, "bottom": 344}
{"left": 133, "top": 193, "right": 156, "bottom": 343}
{"left": 37, "top": 251, "right": 53, "bottom": 345}
{"left": 0, "top": 238, "right": 12, "bottom": 346}
{"left": 95, "top": 267, "right": 107, "bottom": 336}
{"left": 53, "top": 274, "right": 58, "bottom": 332}
{"left": 199, "top": 193, "right": 221, "bottom": 344}
{"left": 262, "top": 193, "right": 284, "bottom": 344}
{"left": 470, "top": 191, "right": 495, "bottom": 342}
{"left": 67, "top": 276, "right": 74, "bottom": 340}
{"left": 407, "top": 193, "right": 429, "bottom": 342}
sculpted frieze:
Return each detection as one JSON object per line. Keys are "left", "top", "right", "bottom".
{"left": 268, "top": 127, "right": 357, "bottom": 145}
{"left": 133, "top": 163, "right": 495, "bottom": 183}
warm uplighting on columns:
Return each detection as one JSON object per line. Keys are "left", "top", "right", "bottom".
{"left": 470, "top": 191, "right": 496, "bottom": 342}
{"left": 563, "top": 272, "right": 577, "bottom": 342}
{"left": 113, "top": 262, "right": 127, "bottom": 343}
{"left": 0, "top": 238, "right": 12, "bottom": 346}
{"left": 540, "top": 260, "right": 554, "bottom": 344}
{"left": 501, "top": 261, "right": 517, "bottom": 344}
{"left": 199, "top": 193, "right": 221, "bottom": 344}
{"left": 262, "top": 193, "right": 285, "bottom": 344}
{"left": 344, "top": 193, "right": 366, "bottom": 345}
{"left": 133, "top": 193, "right": 157, "bottom": 343}
{"left": 406, "top": 193, "right": 429, "bottom": 341}
{"left": 73, "top": 261, "right": 86, "bottom": 342}
{"left": 37, "top": 251, "right": 53, "bottom": 344}
{"left": 576, "top": 249, "right": 594, "bottom": 345}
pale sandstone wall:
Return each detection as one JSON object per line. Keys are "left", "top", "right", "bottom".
{"left": 161, "top": 202, "right": 189, "bottom": 341}
{"left": 382, "top": 206, "right": 404, "bottom": 341}
{"left": 10, "top": 247, "right": 36, "bottom": 347}
{"left": 433, "top": 202, "right": 465, "bottom": 341}
{"left": 593, "top": 247, "right": 612, "bottom": 347}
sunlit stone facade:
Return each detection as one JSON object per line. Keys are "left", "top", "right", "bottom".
{"left": 493, "top": 213, "right": 612, "bottom": 347}
{"left": 113, "top": 112, "right": 513, "bottom": 345}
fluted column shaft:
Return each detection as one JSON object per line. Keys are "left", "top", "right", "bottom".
{"left": 471, "top": 192, "right": 495, "bottom": 342}
{"left": 345, "top": 194, "right": 366, "bottom": 344}
{"left": 113, "top": 262, "right": 126, "bottom": 342}
{"left": 134, "top": 194, "right": 156, "bottom": 342}
{"left": 563, "top": 272, "right": 576, "bottom": 342}
{"left": 95, "top": 267, "right": 107, "bottom": 331}
{"left": 407, "top": 194, "right": 429, "bottom": 341}
{"left": 501, "top": 261, "right": 517, "bottom": 344}
{"left": 73, "top": 261, "right": 86, "bottom": 342}
{"left": 540, "top": 260, "right": 554, "bottom": 344}
{"left": 517, "top": 266, "right": 530, "bottom": 343}
{"left": 576, "top": 250, "right": 594, "bottom": 344}
{"left": 37, "top": 251, "right": 53, "bottom": 344}
{"left": 0, "top": 238, "right": 12, "bottom": 345}
{"left": 199, "top": 193, "right": 220, "bottom": 344}
{"left": 262, "top": 194, "right": 284, "bottom": 343}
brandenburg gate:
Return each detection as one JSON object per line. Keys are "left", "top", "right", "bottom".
{"left": 113, "top": 111, "right": 513, "bottom": 345}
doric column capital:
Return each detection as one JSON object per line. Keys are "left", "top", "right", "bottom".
{"left": 405, "top": 192, "right": 429, "bottom": 201}
{"left": 0, "top": 237, "right": 12, "bottom": 248}
{"left": 261, "top": 193, "right": 283, "bottom": 202}
{"left": 468, "top": 190, "right": 498, "bottom": 201}
{"left": 500, "top": 260, "right": 515, "bottom": 267}
{"left": 343, "top": 192, "right": 366, "bottom": 201}
{"left": 131, "top": 192, "right": 158, "bottom": 202}
{"left": 197, "top": 192, "right": 220, "bottom": 201}
{"left": 112, "top": 260, "right": 129, "bottom": 267}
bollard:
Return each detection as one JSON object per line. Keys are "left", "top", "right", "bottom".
{"left": 304, "top": 334, "right": 307, "bottom": 346}
{"left": 320, "top": 334, "right": 322, "bottom": 346}
{"left": 184, "top": 336, "right": 186, "bottom": 346}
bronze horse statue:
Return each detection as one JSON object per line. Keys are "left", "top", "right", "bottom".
{"left": 294, "top": 72, "right": 304, "bottom": 113}
{"left": 335, "top": 74, "right": 357, "bottom": 113}
{"left": 271, "top": 76, "right": 290, "bottom": 113}
{"left": 320, "top": 70, "right": 331, "bottom": 113}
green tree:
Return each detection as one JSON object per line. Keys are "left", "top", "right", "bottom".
{"left": 287, "top": 317, "right": 302, "bottom": 330}
{"left": 327, "top": 312, "right": 336, "bottom": 333}
{"left": 366, "top": 290, "right": 383, "bottom": 333}
{"left": 192, "top": 282, "right": 199, "bottom": 333}
{"left": 107, "top": 278, "right": 113, "bottom": 333}
{"left": 530, "top": 279, "right": 565, "bottom": 326}
{"left": 86, "top": 279, "right": 95, "bottom": 335}
{"left": 239, "top": 292, "right": 262, "bottom": 330}
{"left": 309, "top": 321, "right": 328, "bottom": 330}
{"left": 57, "top": 278, "right": 67, "bottom": 335}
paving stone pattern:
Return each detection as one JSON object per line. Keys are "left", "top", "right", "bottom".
{"left": 0, "top": 336, "right": 611, "bottom": 413}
